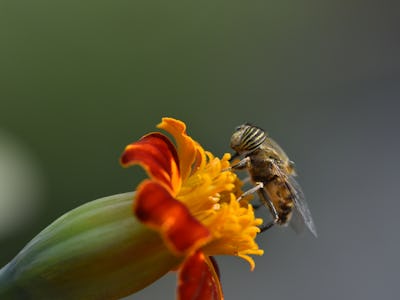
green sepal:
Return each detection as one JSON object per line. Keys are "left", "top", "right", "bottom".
{"left": 0, "top": 192, "right": 182, "bottom": 299}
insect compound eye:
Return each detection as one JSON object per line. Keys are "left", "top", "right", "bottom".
{"left": 239, "top": 125, "right": 266, "bottom": 152}
{"left": 231, "top": 123, "right": 266, "bottom": 153}
{"left": 231, "top": 125, "right": 247, "bottom": 152}
{"left": 235, "top": 124, "right": 246, "bottom": 132}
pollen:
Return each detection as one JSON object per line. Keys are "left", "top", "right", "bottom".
{"left": 174, "top": 144, "right": 264, "bottom": 270}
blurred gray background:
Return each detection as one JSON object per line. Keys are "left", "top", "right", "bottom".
{"left": 1, "top": 1, "right": 399, "bottom": 299}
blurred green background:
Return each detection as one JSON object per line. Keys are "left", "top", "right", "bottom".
{"left": 1, "top": 1, "right": 399, "bottom": 299}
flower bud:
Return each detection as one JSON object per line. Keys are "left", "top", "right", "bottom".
{"left": 0, "top": 192, "right": 182, "bottom": 299}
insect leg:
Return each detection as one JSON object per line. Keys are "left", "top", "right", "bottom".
{"left": 259, "top": 221, "right": 275, "bottom": 233}
{"left": 237, "top": 182, "right": 263, "bottom": 201}
{"left": 257, "top": 188, "right": 279, "bottom": 220}
{"left": 256, "top": 188, "right": 281, "bottom": 233}
{"left": 229, "top": 152, "right": 240, "bottom": 162}
{"left": 229, "top": 156, "right": 250, "bottom": 170}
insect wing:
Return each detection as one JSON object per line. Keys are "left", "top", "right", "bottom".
{"left": 289, "top": 208, "right": 306, "bottom": 235}
{"left": 263, "top": 137, "right": 290, "bottom": 162}
{"left": 287, "top": 175, "right": 318, "bottom": 237}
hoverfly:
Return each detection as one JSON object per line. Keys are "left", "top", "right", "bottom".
{"left": 229, "top": 123, "right": 317, "bottom": 237}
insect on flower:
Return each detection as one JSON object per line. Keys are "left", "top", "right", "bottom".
{"left": 229, "top": 123, "right": 317, "bottom": 237}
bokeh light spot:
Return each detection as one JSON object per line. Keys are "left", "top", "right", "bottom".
{"left": 0, "top": 129, "right": 44, "bottom": 238}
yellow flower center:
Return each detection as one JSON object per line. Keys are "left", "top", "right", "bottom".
{"left": 177, "top": 151, "right": 264, "bottom": 270}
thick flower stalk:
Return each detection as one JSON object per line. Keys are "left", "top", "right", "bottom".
{"left": 0, "top": 117, "right": 264, "bottom": 300}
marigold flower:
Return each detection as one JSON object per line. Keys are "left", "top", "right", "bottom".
{"left": 0, "top": 117, "right": 263, "bottom": 300}
{"left": 121, "top": 117, "right": 264, "bottom": 299}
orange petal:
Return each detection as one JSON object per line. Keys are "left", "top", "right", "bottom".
{"left": 178, "top": 251, "right": 224, "bottom": 300}
{"left": 134, "top": 180, "right": 211, "bottom": 255}
{"left": 157, "top": 118, "right": 198, "bottom": 181}
{"left": 121, "top": 133, "right": 181, "bottom": 194}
